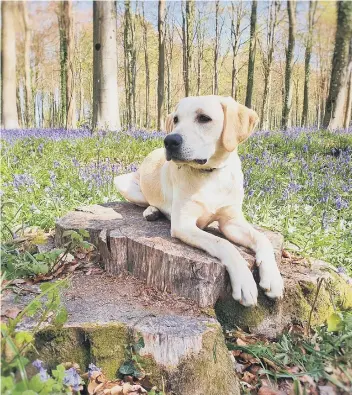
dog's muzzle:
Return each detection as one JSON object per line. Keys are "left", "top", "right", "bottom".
{"left": 164, "top": 134, "right": 183, "bottom": 161}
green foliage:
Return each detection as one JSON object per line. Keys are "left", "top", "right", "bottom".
{"left": 228, "top": 311, "right": 352, "bottom": 390}
{"left": 1, "top": 229, "right": 93, "bottom": 280}
{"left": 1, "top": 280, "right": 72, "bottom": 394}
{"left": 1, "top": 130, "right": 350, "bottom": 273}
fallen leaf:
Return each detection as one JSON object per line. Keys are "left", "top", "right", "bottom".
{"left": 258, "top": 385, "right": 281, "bottom": 395}
{"left": 242, "top": 371, "right": 257, "bottom": 385}
{"left": 318, "top": 385, "right": 337, "bottom": 395}
{"left": 3, "top": 307, "right": 21, "bottom": 319}
{"left": 240, "top": 352, "right": 259, "bottom": 364}
{"left": 236, "top": 338, "right": 248, "bottom": 346}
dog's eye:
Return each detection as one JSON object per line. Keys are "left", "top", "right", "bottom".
{"left": 173, "top": 116, "right": 179, "bottom": 124}
{"left": 198, "top": 114, "right": 212, "bottom": 123}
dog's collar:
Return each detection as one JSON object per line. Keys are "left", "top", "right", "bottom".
{"left": 177, "top": 165, "right": 220, "bottom": 173}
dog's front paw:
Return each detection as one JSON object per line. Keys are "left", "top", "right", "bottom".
{"left": 257, "top": 253, "right": 284, "bottom": 299}
{"left": 231, "top": 266, "right": 258, "bottom": 307}
{"left": 143, "top": 206, "right": 161, "bottom": 221}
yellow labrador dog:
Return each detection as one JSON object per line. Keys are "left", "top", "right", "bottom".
{"left": 114, "top": 95, "right": 284, "bottom": 306}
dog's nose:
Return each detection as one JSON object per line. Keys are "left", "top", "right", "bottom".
{"left": 164, "top": 134, "right": 183, "bottom": 151}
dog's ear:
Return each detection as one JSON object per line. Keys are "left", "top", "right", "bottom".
{"left": 220, "top": 97, "right": 259, "bottom": 152}
{"left": 165, "top": 114, "right": 174, "bottom": 134}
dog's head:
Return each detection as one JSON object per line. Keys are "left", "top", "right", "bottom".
{"left": 164, "top": 95, "right": 258, "bottom": 168}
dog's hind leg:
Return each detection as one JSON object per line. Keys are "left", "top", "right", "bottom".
{"left": 114, "top": 171, "right": 149, "bottom": 207}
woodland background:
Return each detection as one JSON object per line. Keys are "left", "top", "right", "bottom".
{"left": 1, "top": 0, "right": 351, "bottom": 131}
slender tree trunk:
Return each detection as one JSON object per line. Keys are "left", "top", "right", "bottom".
{"left": 141, "top": 3, "right": 150, "bottom": 128}
{"left": 245, "top": 0, "right": 257, "bottom": 108}
{"left": 213, "top": 0, "right": 220, "bottom": 95}
{"left": 196, "top": 8, "right": 205, "bottom": 96}
{"left": 282, "top": 0, "right": 297, "bottom": 129}
{"left": 58, "top": 2, "right": 67, "bottom": 127}
{"left": 344, "top": 69, "right": 352, "bottom": 128}
{"left": 301, "top": 0, "right": 317, "bottom": 127}
{"left": 260, "top": 1, "right": 280, "bottom": 129}
{"left": 1, "top": 2, "right": 19, "bottom": 129}
{"left": 157, "top": 0, "right": 165, "bottom": 130}
{"left": 165, "top": 10, "right": 174, "bottom": 114}
{"left": 230, "top": 1, "right": 243, "bottom": 100}
{"left": 64, "top": 0, "right": 76, "bottom": 129}
{"left": 182, "top": 0, "right": 194, "bottom": 97}
{"left": 21, "top": 1, "right": 33, "bottom": 128}
{"left": 124, "top": 0, "right": 136, "bottom": 127}
{"left": 93, "top": 0, "right": 121, "bottom": 130}
{"left": 323, "top": 1, "right": 352, "bottom": 130}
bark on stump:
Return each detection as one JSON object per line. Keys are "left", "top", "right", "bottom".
{"left": 56, "top": 202, "right": 352, "bottom": 337}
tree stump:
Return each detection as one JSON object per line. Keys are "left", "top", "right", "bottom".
{"left": 56, "top": 202, "right": 352, "bottom": 337}
{"left": 2, "top": 273, "right": 240, "bottom": 395}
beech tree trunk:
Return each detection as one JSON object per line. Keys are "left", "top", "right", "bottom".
{"left": 323, "top": 1, "right": 352, "bottom": 130}
{"left": 141, "top": 3, "right": 150, "bottom": 128}
{"left": 213, "top": 0, "right": 220, "bottom": 95}
{"left": 1, "top": 1, "right": 19, "bottom": 129}
{"left": 93, "top": 1, "right": 121, "bottom": 130}
{"left": 245, "top": 0, "right": 257, "bottom": 108}
{"left": 281, "top": 0, "right": 296, "bottom": 129}
{"left": 182, "top": 0, "right": 195, "bottom": 97}
{"left": 21, "top": 1, "right": 33, "bottom": 128}
{"left": 344, "top": 49, "right": 352, "bottom": 129}
{"left": 166, "top": 8, "right": 174, "bottom": 113}
{"left": 301, "top": 0, "right": 317, "bottom": 127}
{"left": 124, "top": 0, "right": 137, "bottom": 127}
{"left": 157, "top": 0, "right": 165, "bottom": 130}
{"left": 58, "top": 2, "right": 67, "bottom": 127}
{"left": 230, "top": 1, "right": 243, "bottom": 100}
{"left": 196, "top": 8, "right": 205, "bottom": 96}
{"left": 64, "top": 0, "right": 76, "bottom": 129}
{"left": 260, "top": 0, "right": 280, "bottom": 129}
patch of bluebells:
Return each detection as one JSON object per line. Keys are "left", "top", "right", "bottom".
{"left": 1, "top": 126, "right": 352, "bottom": 273}
{"left": 32, "top": 359, "right": 49, "bottom": 382}
{"left": 12, "top": 173, "right": 37, "bottom": 192}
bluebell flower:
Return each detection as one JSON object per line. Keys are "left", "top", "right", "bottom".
{"left": 88, "top": 363, "right": 101, "bottom": 379}
{"left": 63, "top": 367, "right": 81, "bottom": 391}
{"left": 32, "top": 359, "right": 49, "bottom": 382}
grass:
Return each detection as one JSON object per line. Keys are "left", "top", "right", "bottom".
{"left": 1, "top": 127, "right": 352, "bottom": 275}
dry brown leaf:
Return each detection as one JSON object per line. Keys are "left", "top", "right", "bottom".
{"left": 318, "top": 385, "right": 337, "bottom": 395}
{"left": 232, "top": 349, "right": 242, "bottom": 357}
{"left": 240, "top": 352, "right": 259, "bottom": 364}
{"left": 258, "top": 385, "right": 281, "bottom": 395}
{"left": 3, "top": 307, "right": 21, "bottom": 319}
{"left": 242, "top": 371, "right": 257, "bottom": 385}
{"left": 236, "top": 338, "right": 248, "bottom": 346}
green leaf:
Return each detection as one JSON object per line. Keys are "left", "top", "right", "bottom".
{"left": 52, "top": 364, "right": 65, "bottom": 381}
{"left": 1, "top": 375, "right": 15, "bottom": 390}
{"left": 54, "top": 308, "right": 68, "bottom": 326}
{"left": 15, "top": 331, "right": 34, "bottom": 347}
{"left": 327, "top": 312, "right": 344, "bottom": 332}
{"left": 26, "top": 300, "right": 41, "bottom": 317}
{"left": 79, "top": 228, "right": 90, "bottom": 238}
{"left": 133, "top": 336, "right": 145, "bottom": 353}
{"left": 28, "top": 374, "right": 45, "bottom": 392}
{"left": 119, "top": 360, "right": 135, "bottom": 375}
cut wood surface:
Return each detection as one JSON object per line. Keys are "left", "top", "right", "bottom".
{"left": 56, "top": 202, "right": 283, "bottom": 307}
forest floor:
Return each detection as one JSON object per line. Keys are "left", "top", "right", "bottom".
{"left": 1, "top": 127, "right": 352, "bottom": 394}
